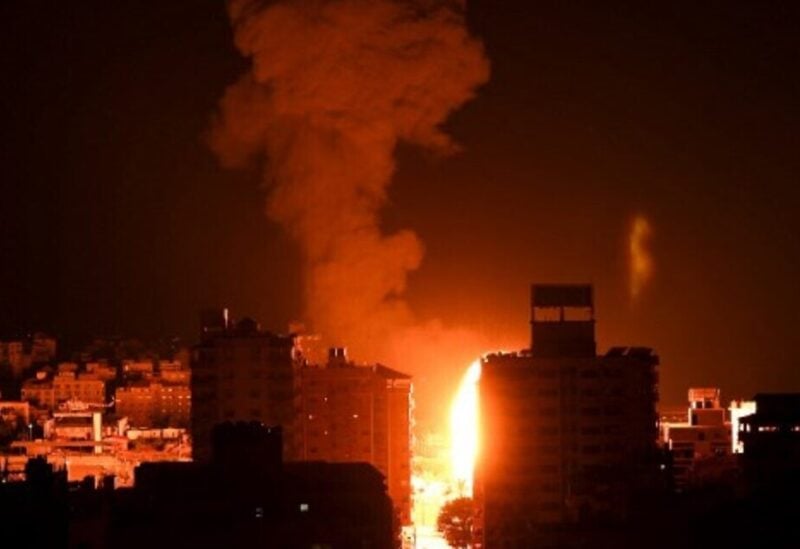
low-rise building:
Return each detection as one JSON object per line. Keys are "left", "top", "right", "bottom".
{"left": 121, "top": 360, "right": 154, "bottom": 378}
{"left": 85, "top": 362, "right": 118, "bottom": 382}
{"left": 22, "top": 371, "right": 105, "bottom": 410}
{"left": 54, "top": 372, "right": 105, "bottom": 406}
{"left": 0, "top": 401, "right": 30, "bottom": 425}
{"left": 661, "top": 388, "right": 731, "bottom": 490}
{"left": 115, "top": 382, "right": 190, "bottom": 428}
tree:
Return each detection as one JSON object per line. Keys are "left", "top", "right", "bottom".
{"left": 437, "top": 497, "right": 475, "bottom": 548}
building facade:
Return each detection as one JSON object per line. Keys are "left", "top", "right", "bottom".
{"left": 115, "top": 382, "right": 191, "bottom": 428}
{"left": 22, "top": 370, "right": 106, "bottom": 410}
{"left": 190, "top": 310, "right": 302, "bottom": 462}
{"left": 298, "top": 348, "right": 413, "bottom": 524}
{"left": 475, "top": 284, "right": 660, "bottom": 547}
{"left": 660, "top": 388, "right": 731, "bottom": 490}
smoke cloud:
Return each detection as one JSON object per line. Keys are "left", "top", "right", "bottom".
{"left": 629, "top": 214, "right": 654, "bottom": 302}
{"left": 209, "top": 0, "right": 491, "bottom": 419}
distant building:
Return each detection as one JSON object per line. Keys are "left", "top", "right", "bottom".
{"left": 115, "top": 381, "right": 190, "bottom": 428}
{"left": 114, "top": 383, "right": 155, "bottom": 427}
{"left": 475, "top": 284, "right": 660, "bottom": 547}
{"left": 51, "top": 409, "right": 102, "bottom": 448}
{"left": 85, "top": 361, "right": 118, "bottom": 382}
{"left": 190, "top": 310, "right": 301, "bottom": 462}
{"left": 29, "top": 333, "right": 57, "bottom": 364}
{"left": 0, "top": 401, "right": 30, "bottom": 425}
{"left": 0, "top": 340, "right": 28, "bottom": 378}
{"left": 298, "top": 348, "right": 413, "bottom": 524}
{"left": 0, "top": 334, "right": 56, "bottom": 380}
{"left": 121, "top": 360, "right": 154, "bottom": 378}
{"left": 21, "top": 370, "right": 105, "bottom": 410}
{"left": 660, "top": 388, "right": 731, "bottom": 490}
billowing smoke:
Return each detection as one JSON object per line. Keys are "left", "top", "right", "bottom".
{"left": 629, "top": 214, "right": 654, "bottom": 302}
{"left": 209, "top": 0, "right": 491, "bottom": 423}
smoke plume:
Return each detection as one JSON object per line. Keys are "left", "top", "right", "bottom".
{"left": 210, "top": 0, "right": 490, "bottom": 367}
{"left": 629, "top": 214, "right": 654, "bottom": 302}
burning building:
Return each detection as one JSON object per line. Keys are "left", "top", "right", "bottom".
{"left": 297, "top": 348, "right": 413, "bottom": 525}
{"left": 474, "top": 284, "right": 660, "bottom": 547}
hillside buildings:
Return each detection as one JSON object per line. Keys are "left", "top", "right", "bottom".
{"left": 115, "top": 381, "right": 191, "bottom": 428}
{"left": 22, "top": 369, "right": 105, "bottom": 410}
{"left": 0, "top": 333, "right": 57, "bottom": 380}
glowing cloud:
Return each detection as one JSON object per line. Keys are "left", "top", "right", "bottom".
{"left": 629, "top": 214, "right": 654, "bottom": 301}
{"left": 209, "top": 0, "right": 490, "bottom": 360}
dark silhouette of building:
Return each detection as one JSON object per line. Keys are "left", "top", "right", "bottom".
{"left": 0, "top": 423, "right": 398, "bottom": 548}
{"left": 0, "top": 457, "right": 69, "bottom": 548}
{"left": 190, "top": 310, "right": 302, "bottom": 461}
{"left": 740, "top": 393, "right": 800, "bottom": 486}
{"left": 475, "top": 284, "right": 660, "bottom": 547}
{"left": 298, "top": 348, "right": 413, "bottom": 524}
{"left": 107, "top": 422, "right": 397, "bottom": 548}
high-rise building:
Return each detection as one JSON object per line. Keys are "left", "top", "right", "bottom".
{"left": 475, "top": 284, "right": 660, "bottom": 547}
{"left": 190, "top": 311, "right": 302, "bottom": 462}
{"left": 297, "top": 348, "right": 413, "bottom": 524}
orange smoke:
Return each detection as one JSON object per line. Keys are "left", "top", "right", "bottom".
{"left": 209, "top": 0, "right": 490, "bottom": 366}
{"left": 629, "top": 214, "right": 654, "bottom": 301}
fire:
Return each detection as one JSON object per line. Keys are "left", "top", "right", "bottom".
{"left": 450, "top": 359, "right": 481, "bottom": 497}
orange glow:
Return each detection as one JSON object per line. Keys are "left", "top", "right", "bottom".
{"left": 629, "top": 214, "right": 654, "bottom": 301}
{"left": 450, "top": 359, "right": 481, "bottom": 497}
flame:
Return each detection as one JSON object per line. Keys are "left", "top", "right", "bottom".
{"left": 450, "top": 359, "right": 481, "bottom": 497}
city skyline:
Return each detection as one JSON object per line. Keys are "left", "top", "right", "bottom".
{"left": 2, "top": 2, "right": 800, "bottom": 547}
{"left": 1, "top": 1, "right": 799, "bottom": 413}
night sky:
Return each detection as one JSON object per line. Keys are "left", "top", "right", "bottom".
{"left": 2, "top": 1, "right": 799, "bottom": 406}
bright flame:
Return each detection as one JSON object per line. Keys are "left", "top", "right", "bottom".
{"left": 450, "top": 359, "right": 481, "bottom": 497}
